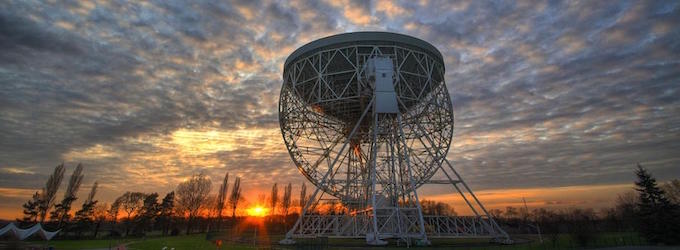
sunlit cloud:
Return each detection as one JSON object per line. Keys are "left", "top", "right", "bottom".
{"left": 0, "top": 167, "right": 36, "bottom": 175}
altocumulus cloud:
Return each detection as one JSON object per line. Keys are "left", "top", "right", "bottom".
{"left": 0, "top": 0, "right": 679, "bottom": 215}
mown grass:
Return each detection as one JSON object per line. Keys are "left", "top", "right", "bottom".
{"left": 127, "top": 234, "right": 253, "bottom": 250}
{"left": 22, "top": 231, "right": 648, "bottom": 250}
{"left": 27, "top": 238, "right": 133, "bottom": 250}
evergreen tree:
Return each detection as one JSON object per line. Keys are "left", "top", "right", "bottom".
{"left": 159, "top": 192, "right": 175, "bottom": 236}
{"left": 281, "top": 183, "right": 292, "bottom": 223}
{"left": 51, "top": 163, "right": 84, "bottom": 228}
{"left": 299, "top": 182, "right": 307, "bottom": 211}
{"left": 228, "top": 177, "right": 242, "bottom": 221}
{"left": 73, "top": 200, "right": 97, "bottom": 238}
{"left": 216, "top": 172, "right": 229, "bottom": 230}
{"left": 38, "top": 163, "right": 65, "bottom": 223}
{"left": 270, "top": 183, "right": 278, "bottom": 216}
{"left": 73, "top": 182, "right": 98, "bottom": 238}
{"left": 18, "top": 191, "right": 41, "bottom": 226}
{"left": 135, "top": 193, "right": 159, "bottom": 234}
{"left": 634, "top": 164, "right": 680, "bottom": 244}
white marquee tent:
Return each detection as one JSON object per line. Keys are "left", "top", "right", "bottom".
{"left": 0, "top": 223, "right": 60, "bottom": 240}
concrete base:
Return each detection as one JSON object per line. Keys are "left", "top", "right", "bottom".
{"left": 278, "top": 238, "right": 296, "bottom": 245}
{"left": 415, "top": 238, "right": 431, "bottom": 246}
{"left": 366, "top": 233, "right": 388, "bottom": 246}
{"left": 491, "top": 237, "right": 514, "bottom": 245}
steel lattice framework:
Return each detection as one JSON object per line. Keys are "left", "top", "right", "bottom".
{"left": 279, "top": 32, "right": 511, "bottom": 246}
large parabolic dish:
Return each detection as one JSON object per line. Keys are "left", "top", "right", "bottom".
{"left": 279, "top": 32, "right": 454, "bottom": 201}
{"left": 279, "top": 32, "right": 510, "bottom": 245}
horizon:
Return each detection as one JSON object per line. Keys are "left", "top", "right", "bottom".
{"left": 1, "top": 1, "right": 679, "bottom": 222}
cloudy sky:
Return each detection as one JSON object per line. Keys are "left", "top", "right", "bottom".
{"left": 1, "top": 0, "right": 679, "bottom": 219}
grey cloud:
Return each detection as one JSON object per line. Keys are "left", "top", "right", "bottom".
{"left": 0, "top": 0, "right": 679, "bottom": 215}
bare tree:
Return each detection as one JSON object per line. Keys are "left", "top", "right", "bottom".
{"left": 270, "top": 183, "right": 278, "bottom": 216}
{"left": 488, "top": 208, "right": 503, "bottom": 219}
{"left": 215, "top": 172, "right": 229, "bottom": 230}
{"left": 228, "top": 177, "right": 242, "bottom": 220}
{"left": 299, "top": 182, "right": 307, "bottom": 212}
{"left": 282, "top": 183, "right": 292, "bottom": 222}
{"left": 505, "top": 206, "right": 518, "bottom": 219}
{"left": 52, "top": 163, "right": 85, "bottom": 228}
{"left": 326, "top": 200, "right": 338, "bottom": 215}
{"left": 115, "top": 191, "right": 145, "bottom": 236}
{"left": 661, "top": 179, "right": 680, "bottom": 204}
{"left": 38, "top": 163, "right": 65, "bottom": 223}
{"left": 91, "top": 203, "right": 108, "bottom": 238}
{"left": 176, "top": 173, "right": 212, "bottom": 234}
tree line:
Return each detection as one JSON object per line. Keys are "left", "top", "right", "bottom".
{"left": 13, "top": 163, "right": 679, "bottom": 245}
{"left": 487, "top": 164, "right": 680, "bottom": 246}
{"left": 19, "top": 163, "right": 99, "bottom": 238}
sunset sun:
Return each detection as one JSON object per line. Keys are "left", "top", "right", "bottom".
{"left": 247, "top": 206, "right": 269, "bottom": 217}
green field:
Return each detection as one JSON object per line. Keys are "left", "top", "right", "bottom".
{"left": 20, "top": 232, "right": 650, "bottom": 250}
{"left": 23, "top": 238, "right": 133, "bottom": 250}
{"left": 26, "top": 234, "right": 253, "bottom": 250}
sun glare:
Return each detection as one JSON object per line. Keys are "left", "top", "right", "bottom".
{"left": 247, "top": 206, "right": 269, "bottom": 217}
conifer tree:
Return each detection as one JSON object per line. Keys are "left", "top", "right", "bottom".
{"left": 228, "top": 177, "right": 242, "bottom": 220}
{"left": 159, "top": 192, "right": 175, "bottom": 236}
{"left": 51, "top": 163, "right": 84, "bottom": 228}
{"left": 38, "top": 163, "right": 65, "bottom": 223}
{"left": 216, "top": 172, "right": 229, "bottom": 229}
{"left": 634, "top": 164, "right": 680, "bottom": 244}
{"left": 19, "top": 191, "right": 41, "bottom": 226}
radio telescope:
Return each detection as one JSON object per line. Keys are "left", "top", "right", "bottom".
{"left": 279, "top": 32, "right": 510, "bottom": 246}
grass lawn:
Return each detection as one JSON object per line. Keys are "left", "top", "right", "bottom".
{"left": 127, "top": 234, "right": 254, "bottom": 250}
{"left": 27, "top": 235, "right": 252, "bottom": 250}
{"left": 27, "top": 238, "right": 133, "bottom": 250}
{"left": 22, "top": 231, "right": 646, "bottom": 250}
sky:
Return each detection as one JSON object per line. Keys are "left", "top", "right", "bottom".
{"left": 1, "top": 0, "right": 679, "bottom": 219}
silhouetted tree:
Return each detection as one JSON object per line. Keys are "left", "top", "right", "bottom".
{"left": 565, "top": 208, "right": 596, "bottom": 247}
{"left": 228, "top": 177, "right": 242, "bottom": 220}
{"left": 176, "top": 173, "right": 211, "bottom": 234}
{"left": 531, "top": 208, "right": 560, "bottom": 246}
{"left": 51, "top": 163, "right": 84, "bottom": 228}
{"left": 488, "top": 208, "right": 502, "bottom": 219}
{"left": 270, "top": 183, "right": 278, "bottom": 217}
{"left": 135, "top": 193, "right": 159, "bottom": 234}
{"left": 158, "top": 192, "right": 175, "bottom": 236}
{"left": 505, "top": 206, "right": 518, "bottom": 219}
{"left": 38, "top": 163, "right": 65, "bottom": 223}
{"left": 420, "top": 200, "right": 456, "bottom": 216}
{"left": 299, "top": 182, "right": 307, "bottom": 211}
{"left": 281, "top": 183, "right": 292, "bottom": 225}
{"left": 73, "top": 182, "right": 98, "bottom": 237}
{"left": 614, "top": 191, "right": 637, "bottom": 230}
{"left": 326, "top": 200, "right": 338, "bottom": 215}
{"left": 215, "top": 172, "right": 229, "bottom": 230}
{"left": 115, "top": 191, "right": 145, "bottom": 236}
{"left": 19, "top": 191, "right": 41, "bottom": 226}
{"left": 73, "top": 201, "right": 97, "bottom": 238}
{"left": 107, "top": 199, "right": 121, "bottom": 236}
{"left": 108, "top": 199, "right": 121, "bottom": 224}
{"left": 634, "top": 164, "right": 680, "bottom": 244}
{"left": 91, "top": 203, "right": 108, "bottom": 238}
{"left": 661, "top": 179, "right": 680, "bottom": 205}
